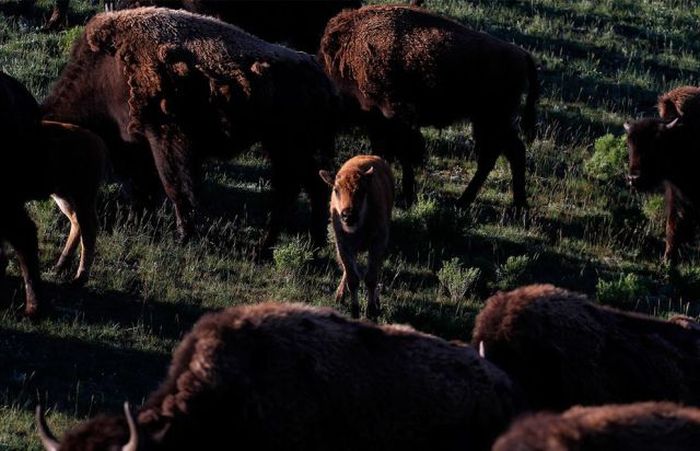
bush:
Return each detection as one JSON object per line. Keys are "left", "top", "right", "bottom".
{"left": 596, "top": 272, "right": 649, "bottom": 305}
{"left": 585, "top": 134, "right": 628, "bottom": 182}
{"left": 437, "top": 258, "right": 481, "bottom": 303}
{"left": 273, "top": 235, "right": 314, "bottom": 280}
{"left": 642, "top": 194, "right": 665, "bottom": 225}
{"left": 496, "top": 254, "right": 538, "bottom": 290}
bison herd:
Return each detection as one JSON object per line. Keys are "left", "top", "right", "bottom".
{"left": 1, "top": 1, "right": 700, "bottom": 450}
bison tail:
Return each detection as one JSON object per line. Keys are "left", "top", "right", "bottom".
{"left": 522, "top": 54, "right": 539, "bottom": 143}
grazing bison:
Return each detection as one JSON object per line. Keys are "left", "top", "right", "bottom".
{"left": 658, "top": 86, "right": 700, "bottom": 121}
{"left": 320, "top": 155, "right": 394, "bottom": 319}
{"left": 624, "top": 117, "right": 700, "bottom": 266}
{"left": 0, "top": 71, "right": 44, "bottom": 317}
{"left": 493, "top": 402, "right": 700, "bottom": 451}
{"left": 319, "top": 5, "right": 538, "bottom": 206}
{"left": 472, "top": 284, "right": 700, "bottom": 411}
{"left": 43, "top": 7, "right": 339, "bottom": 251}
{"left": 37, "top": 303, "right": 520, "bottom": 451}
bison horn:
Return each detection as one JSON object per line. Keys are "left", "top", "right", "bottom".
{"left": 665, "top": 117, "right": 680, "bottom": 129}
{"left": 479, "top": 341, "right": 486, "bottom": 358}
{"left": 36, "top": 406, "right": 60, "bottom": 451}
{"left": 121, "top": 402, "right": 139, "bottom": 451}
{"left": 623, "top": 122, "right": 631, "bottom": 132}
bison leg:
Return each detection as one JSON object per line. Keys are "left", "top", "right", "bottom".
{"left": 4, "top": 206, "right": 42, "bottom": 318}
{"left": 146, "top": 127, "right": 198, "bottom": 242}
{"left": 53, "top": 193, "right": 98, "bottom": 286}
{"left": 503, "top": 130, "right": 529, "bottom": 209}
{"left": 44, "top": 0, "right": 68, "bottom": 30}
{"left": 334, "top": 239, "right": 361, "bottom": 318}
{"left": 457, "top": 141, "right": 499, "bottom": 208}
{"left": 52, "top": 195, "right": 80, "bottom": 275}
{"left": 0, "top": 246, "right": 7, "bottom": 279}
{"left": 663, "top": 190, "right": 692, "bottom": 267}
{"left": 365, "top": 237, "right": 387, "bottom": 320}
{"left": 300, "top": 156, "right": 331, "bottom": 248}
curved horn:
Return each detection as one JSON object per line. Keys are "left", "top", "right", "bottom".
{"left": 479, "top": 341, "right": 486, "bottom": 358}
{"left": 121, "top": 402, "right": 139, "bottom": 451}
{"left": 36, "top": 406, "right": 60, "bottom": 451}
{"left": 623, "top": 122, "right": 631, "bottom": 132}
{"left": 665, "top": 117, "right": 680, "bottom": 129}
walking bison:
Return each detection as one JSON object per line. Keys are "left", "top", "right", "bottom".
{"left": 472, "top": 284, "right": 700, "bottom": 411}
{"left": 42, "top": 7, "right": 340, "bottom": 251}
{"left": 624, "top": 117, "right": 700, "bottom": 266}
{"left": 319, "top": 5, "right": 538, "bottom": 206}
{"left": 493, "top": 402, "right": 700, "bottom": 451}
{"left": 321, "top": 155, "right": 394, "bottom": 319}
{"left": 37, "top": 303, "right": 520, "bottom": 451}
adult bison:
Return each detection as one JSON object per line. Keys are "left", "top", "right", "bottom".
{"left": 624, "top": 117, "right": 700, "bottom": 266}
{"left": 37, "top": 303, "right": 520, "bottom": 451}
{"left": 319, "top": 5, "right": 539, "bottom": 206}
{"left": 0, "top": 71, "right": 44, "bottom": 317}
{"left": 472, "top": 284, "right": 700, "bottom": 411}
{"left": 493, "top": 402, "right": 700, "bottom": 451}
{"left": 42, "top": 7, "right": 340, "bottom": 251}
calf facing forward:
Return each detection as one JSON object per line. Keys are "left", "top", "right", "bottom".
{"left": 320, "top": 155, "right": 394, "bottom": 319}
{"left": 37, "top": 303, "right": 519, "bottom": 451}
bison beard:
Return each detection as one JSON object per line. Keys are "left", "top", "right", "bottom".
{"left": 37, "top": 303, "right": 520, "bottom": 451}
{"left": 42, "top": 7, "right": 340, "bottom": 252}
{"left": 319, "top": 5, "right": 538, "bottom": 207}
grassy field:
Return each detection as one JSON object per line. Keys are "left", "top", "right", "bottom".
{"left": 2, "top": 0, "right": 700, "bottom": 448}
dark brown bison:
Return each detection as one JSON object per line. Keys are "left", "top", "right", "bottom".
{"left": 320, "top": 155, "right": 394, "bottom": 319}
{"left": 42, "top": 7, "right": 340, "bottom": 251}
{"left": 319, "top": 5, "right": 538, "bottom": 206}
{"left": 472, "top": 284, "right": 700, "bottom": 411}
{"left": 658, "top": 86, "right": 700, "bottom": 121}
{"left": 624, "top": 117, "right": 700, "bottom": 266}
{"left": 37, "top": 302, "right": 520, "bottom": 451}
{"left": 493, "top": 402, "right": 700, "bottom": 451}
{"left": 0, "top": 71, "right": 44, "bottom": 317}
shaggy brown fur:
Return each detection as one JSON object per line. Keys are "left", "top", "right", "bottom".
{"left": 658, "top": 86, "right": 700, "bottom": 121}
{"left": 42, "top": 121, "right": 108, "bottom": 285}
{"left": 472, "top": 284, "right": 700, "bottom": 411}
{"left": 0, "top": 71, "right": 44, "bottom": 318}
{"left": 493, "top": 402, "right": 700, "bottom": 451}
{"left": 320, "top": 155, "right": 394, "bottom": 319}
{"left": 319, "top": 5, "right": 538, "bottom": 206}
{"left": 43, "top": 7, "right": 339, "bottom": 252}
{"left": 40, "top": 303, "right": 520, "bottom": 451}
{"left": 624, "top": 117, "right": 700, "bottom": 266}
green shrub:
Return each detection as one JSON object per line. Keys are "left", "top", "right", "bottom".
{"left": 596, "top": 272, "right": 649, "bottom": 305}
{"left": 585, "top": 134, "right": 628, "bottom": 182}
{"left": 496, "top": 254, "right": 538, "bottom": 290}
{"left": 273, "top": 235, "right": 314, "bottom": 280}
{"left": 642, "top": 194, "right": 665, "bottom": 225}
{"left": 437, "top": 258, "right": 481, "bottom": 303}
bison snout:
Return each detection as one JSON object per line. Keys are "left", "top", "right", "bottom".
{"left": 340, "top": 209, "right": 354, "bottom": 224}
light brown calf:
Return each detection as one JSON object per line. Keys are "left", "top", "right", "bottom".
{"left": 658, "top": 86, "right": 700, "bottom": 121}
{"left": 44, "top": 121, "right": 107, "bottom": 285}
{"left": 320, "top": 155, "right": 394, "bottom": 319}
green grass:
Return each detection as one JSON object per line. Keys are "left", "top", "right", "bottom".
{"left": 2, "top": 0, "right": 700, "bottom": 448}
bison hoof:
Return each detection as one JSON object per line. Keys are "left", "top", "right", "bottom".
{"left": 367, "top": 303, "right": 381, "bottom": 321}
{"left": 70, "top": 272, "right": 89, "bottom": 288}
{"left": 350, "top": 304, "right": 360, "bottom": 319}
{"left": 24, "top": 300, "right": 42, "bottom": 320}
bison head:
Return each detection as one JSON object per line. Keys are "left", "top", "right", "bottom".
{"left": 624, "top": 118, "right": 679, "bottom": 191}
{"left": 36, "top": 403, "right": 138, "bottom": 451}
{"left": 320, "top": 166, "right": 375, "bottom": 233}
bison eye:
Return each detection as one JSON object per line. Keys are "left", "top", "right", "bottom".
{"left": 333, "top": 188, "right": 339, "bottom": 196}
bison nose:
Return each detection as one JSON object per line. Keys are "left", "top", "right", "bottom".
{"left": 340, "top": 209, "right": 353, "bottom": 223}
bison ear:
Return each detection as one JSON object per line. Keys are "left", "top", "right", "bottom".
{"left": 319, "top": 170, "right": 335, "bottom": 187}
{"left": 363, "top": 166, "right": 375, "bottom": 177}
{"left": 623, "top": 122, "right": 631, "bottom": 132}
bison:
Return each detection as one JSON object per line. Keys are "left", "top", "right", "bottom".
{"left": 0, "top": 71, "right": 44, "bottom": 317}
{"left": 472, "top": 284, "right": 700, "bottom": 411}
{"left": 319, "top": 5, "right": 539, "bottom": 206}
{"left": 493, "top": 402, "right": 700, "bottom": 451}
{"left": 320, "top": 155, "right": 394, "bottom": 319}
{"left": 658, "top": 86, "right": 700, "bottom": 121}
{"left": 624, "top": 117, "right": 700, "bottom": 266}
{"left": 37, "top": 302, "right": 520, "bottom": 451}
{"left": 42, "top": 7, "right": 340, "bottom": 252}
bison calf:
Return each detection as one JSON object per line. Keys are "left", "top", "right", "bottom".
{"left": 472, "top": 284, "right": 700, "bottom": 411}
{"left": 493, "top": 402, "right": 700, "bottom": 451}
{"left": 38, "top": 303, "right": 519, "bottom": 451}
{"left": 624, "top": 117, "right": 700, "bottom": 266}
{"left": 319, "top": 5, "right": 538, "bottom": 206}
{"left": 320, "top": 155, "right": 394, "bottom": 319}
{"left": 658, "top": 85, "right": 700, "bottom": 121}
